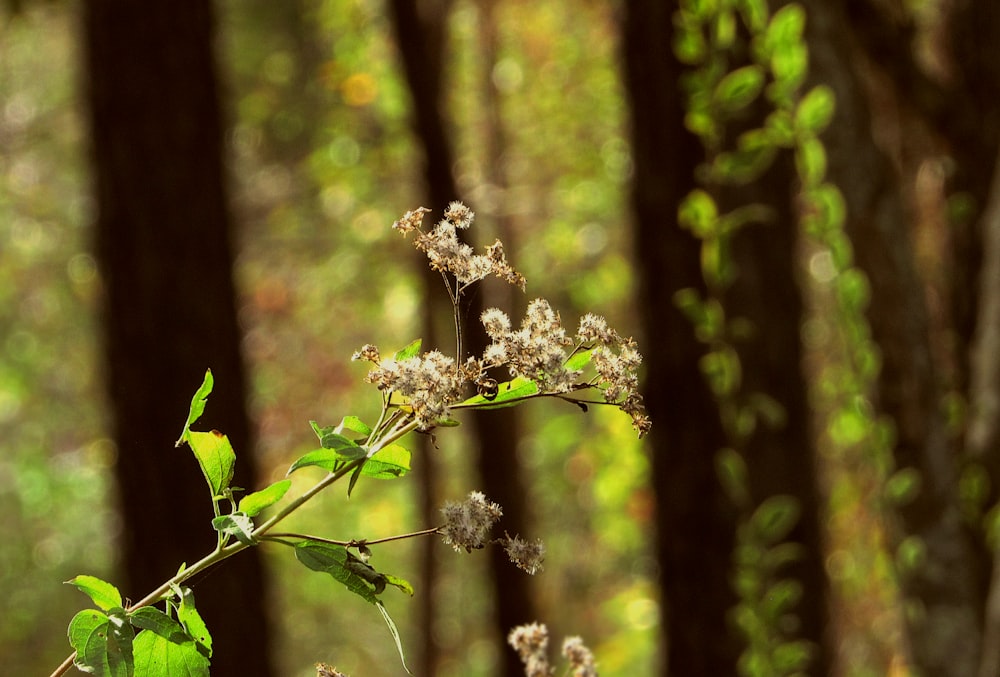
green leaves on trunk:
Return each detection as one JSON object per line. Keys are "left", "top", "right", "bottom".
{"left": 295, "top": 540, "right": 412, "bottom": 673}
{"left": 66, "top": 576, "right": 210, "bottom": 677}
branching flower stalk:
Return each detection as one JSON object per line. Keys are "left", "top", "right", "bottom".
{"left": 52, "top": 203, "right": 646, "bottom": 677}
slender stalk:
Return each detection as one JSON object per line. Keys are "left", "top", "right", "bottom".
{"left": 50, "top": 415, "right": 421, "bottom": 677}
{"left": 261, "top": 526, "right": 443, "bottom": 548}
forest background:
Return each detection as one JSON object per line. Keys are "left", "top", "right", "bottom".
{"left": 3, "top": 1, "right": 1000, "bottom": 676}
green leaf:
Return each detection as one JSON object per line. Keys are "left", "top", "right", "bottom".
{"left": 458, "top": 376, "right": 540, "bottom": 408}
{"left": 132, "top": 628, "right": 210, "bottom": 677}
{"left": 740, "top": 0, "right": 768, "bottom": 33}
{"left": 69, "top": 608, "right": 134, "bottom": 677}
{"left": 238, "top": 479, "right": 292, "bottom": 516}
{"left": 128, "top": 607, "right": 188, "bottom": 643}
{"left": 759, "top": 578, "right": 803, "bottom": 620}
{"left": 795, "top": 84, "right": 836, "bottom": 134}
{"left": 750, "top": 495, "right": 801, "bottom": 544}
{"left": 176, "top": 588, "right": 212, "bottom": 659}
{"left": 362, "top": 444, "right": 411, "bottom": 479}
{"left": 716, "top": 448, "right": 751, "bottom": 508}
{"left": 295, "top": 541, "right": 378, "bottom": 603}
{"left": 309, "top": 422, "right": 366, "bottom": 457}
{"left": 773, "top": 639, "right": 815, "bottom": 672}
{"left": 393, "top": 339, "right": 422, "bottom": 361}
{"left": 186, "top": 430, "right": 236, "bottom": 498}
{"left": 176, "top": 370, "right": 213, "bottom": 447}
{"left": 713, "top": 65, "right": 765, "bottom": 114}
{"left": 765, "top": 3, "right": 805, "bottom": 50}
{"left": 885, "top": 467, "right": 922, "bottom": 506}
{"left": 678, "top": 189, "right": 719, "bottom": 238}
{"left": 66, "top": 575, "right": 123, "bottom": 611}
{"left": 376, "top": 600, "right": 411, "bottom": 674}
{"left": 336, "top": 415, "right": 372, "bottom": 439}
{"left": 770, "top": 42, "right": 808, "bottom": 92}
{"left": 211, "top": 512, "right": 255, "bottom": 545}
{"left": 288, "top": 448, "right": 341, "bottom": 475}
{"left": 565, "top": 348, "right": 593, "bottom": 371}
{"left": 383, "top": 574, "right": 415, "bottom": 596}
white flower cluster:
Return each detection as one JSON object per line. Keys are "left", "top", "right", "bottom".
{"left": 508, "top": 622, "right": 551, "bottom": 677}
{"left": 393, "top": 201, "right": 525, "bottom": 291}
{"left": 481, "top": 298, "right": 578, "bottom": 393}
{"left": 439, "top": 491, "right": 503, "bottom": 552}
{"left": 501, "top": 534, "right": 546, "bottom": 575}
{"left": 356, "top": 349, "right": 463, "bottom": 429}
{"left": 562, "top": 636, "right": 598, "bottom": 677}
{"left": 481, "top": 305, "right": 651, "bottom": 436}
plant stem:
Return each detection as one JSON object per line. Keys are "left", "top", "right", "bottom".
{"left": 261, "top": 526, "right": 443, "bottom": 548}
{"left": 50, "top": 416, "right": 421, "bottom": 677}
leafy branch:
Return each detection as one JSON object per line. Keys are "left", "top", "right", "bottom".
{"left": 52, "top": 203, "right": 648, "bottom": 677}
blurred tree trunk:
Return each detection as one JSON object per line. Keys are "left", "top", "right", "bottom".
{"left": 804, "top": 1, "right": 1000, "bottom": 674}
{"left": 387, "top": 2, "right": 537, "bottom": 676}
{"left": 721, "top": 153, "right": 832, "bottom": 675}
{"left": 620, "top": 2, "right": 741, "bottom": 674}
{"left": 81, "top": 1, "right": 275, "bottom": 675}
{"left": 623, "top": 1, "right": 832, "bottom": 673}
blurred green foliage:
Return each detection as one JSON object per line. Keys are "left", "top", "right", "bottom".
{"left": 1, "top": 0, "right": 913, "bottom": 675}
{"left": 0, "top": 6, "right": 115, "bottom": 674}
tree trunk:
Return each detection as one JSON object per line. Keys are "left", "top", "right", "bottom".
{"left": 621, "top": 2, "right": 741, "bottom": 674}
{"left": 721, "top": 149, "right": 833, "bottom": 675}
{"left": 387, "top": 2, "right": 537, "bottom": 675}
{"left": 805, "top": 1, "right": 990, "bottom": 673}
{"left": 81, "top": 0, "right": 275, "bottom": 674}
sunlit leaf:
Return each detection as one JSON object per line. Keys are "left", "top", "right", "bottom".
{"left": 713, "top": 65, "right": 765, "bottom": 114}
{"left": 238, "top": 479, "right": 292, "bottom": 516}
{"left": 176, "top": 588, "right": 212, "bottom": 659}
{"left": 678, "top": 189, "right": 719, "bottom": 238}
{"left": 176, "top": 370, "right": 213, "bottom": 447}
{"left": 795, "top": 85, "right": 835, "bottom": 135}
{"left": 132, "top": 628, "right": 209, "bottom": 677}
{"left": 186, "top": 430, "right": 236, "bottom": 498}
{"left": 66, "top": 575, "right": 122, "bottom": 611}
{"left": 564, "top": 348, "right": 593, "bottom": 371}
{"left": 69, "top": 608, "right": 134, "bottom": 677}
{"left": 393, "top": 339, "right": 422, "bottom": 361}
{"left": 383, "top": 574, "right": 414, "bottom": 596}
{"left": 458, "top": 376, "right": 539, "bottom": 408}
{"left": 336, "top": 415, "right": 372, "bottom": 439}
{"left": 363, "top": 444, "right": 411, "bottom": 479}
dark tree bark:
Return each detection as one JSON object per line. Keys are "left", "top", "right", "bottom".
{"left": 387, "top": 2, "right": 537, "bottom": 676}
{"left": 721, "top": 150, "right": 833, "bottom": 675}
{"left": 82, "top": 1, "right": 275, "bottom": 674}
{"left": 621, "top": 2, "right": 741, "bottom": 674}
{"left": 623, "top": 2, "right": 833, "bottom": 673}
{"left": 803, "top": 1, "right": 996, "bottom": 673}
